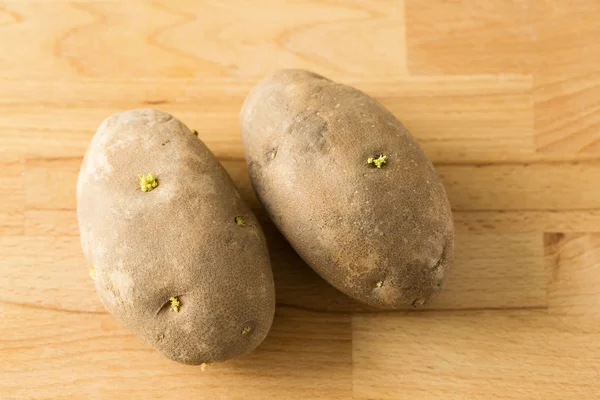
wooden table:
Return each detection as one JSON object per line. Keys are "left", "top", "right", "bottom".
{"left": 2, "top": 1, "right": 600, "bottom": 398}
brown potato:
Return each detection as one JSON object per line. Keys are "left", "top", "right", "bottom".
{"left": 77, "top": 109, "right": 275, "bottom": 365}
{"left": 240, "top": 69, "right": 454, "bottom": 309}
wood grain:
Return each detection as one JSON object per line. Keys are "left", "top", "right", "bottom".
{"left": 1, "top": 0, "right": 599, "bottom": 398}
{"left": 406, "top": 0, "right": 535, "bottom": 75}
{"left": 1, "top": 304, "right": 352, "bottom": 400}
{"left": 545, "top": 233, "right": 600, "bottom": 318}
{"left": 352, "top": 311, "right": 600, "bottom": 399}
{"left": 0, "top": 156, "right": 24, "bottom": 235}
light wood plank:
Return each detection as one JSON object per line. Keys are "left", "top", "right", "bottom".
{"left": 438, "top": 162, "right": 600, "bottom": 211}
{"left": 545, "top": 233, "right": 600, "bottom": 317}
{"left": 532, "top": 0, "right": 600, "bottom": 80}
{"left": 25, "top": 210, "right": 79, "bottom": 236}
{"left": 533, "top": 0, "right": 600, "bottom": 154}
{"left": 0, "top": 156, "right": 24, "bottom": 235}
{"left": 352, "top": 311, "right": 600, "bottom": 399}
{"left": 0, "top": 236, "right": 103, "bottom": 313}
{"left": 0, "top": 304, "right": 352, "bottom": 400}
{"left": 0, "top": 74, "right": 539, "bottom": 164}
{"left": 0, "top": 0, "right": 406, "bottom": 80}
{"left": 535, "top": 72, "right": 600, "bottom": 154}
{"left": 25, "top": 157, "right": 79, "bottom": 211}
{"left": 454, "top": 210, "right": 600, "bottom": 233}
{"left": 406, "top": 0, "right": 535, "bottom": 75}
{"left": 4, "top": 72, "right": 596, "bottom": 164}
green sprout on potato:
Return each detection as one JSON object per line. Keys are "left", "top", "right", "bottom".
{"left": 241, "top": 326, "right": 252, "bottom": 335}
{"left": 138, "top": 172, "right": 158, "bottom": 192}
{"left": 235, "top": 216, "right": 245, "bottom": 226}
{"left": 367, "top": 154, "right": 387, "bottom": 168}
{"left": 201, "top": 362, "right": 212, "bottom": 371}
{"left": 169, "top": 297, "right": 181, "bottom": 312}
{"left": 376, "top": 281, "right": 383, "bottom": 288}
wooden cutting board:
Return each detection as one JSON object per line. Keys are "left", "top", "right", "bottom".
{"left": 2, "top": 0, "right": 600, "bottom": 398}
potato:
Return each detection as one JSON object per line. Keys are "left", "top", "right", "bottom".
{"left": 240, "top": 70, "right": 454, "bottom": 309}
{"left": 77, "top": 109, "right": 275, "bottom": 365}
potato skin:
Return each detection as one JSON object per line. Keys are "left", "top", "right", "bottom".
{"left": 240, "top": 70, "right": 454, "bottom": 309}
{"left": 77, "top": 109, "right": 275, "bottom": 364}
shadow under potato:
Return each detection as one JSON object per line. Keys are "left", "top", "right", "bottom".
{"left": 253, "top": 209, "right": 382, "bottom": 314}
{"left": 210, "top": 304, "right": 353, "bottom": 379}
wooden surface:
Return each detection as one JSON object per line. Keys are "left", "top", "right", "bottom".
{"left": 2, "top": 0, "right": 600, "bottom": 398}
